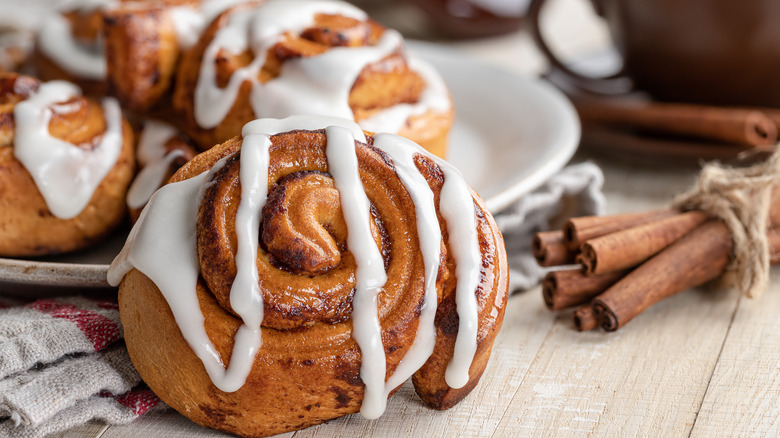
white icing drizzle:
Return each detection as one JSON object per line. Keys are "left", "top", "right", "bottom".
{"left": 126, "top": 120, "right": 180, "bottom": 210}
{"left": 373, "top": 133, "right": 481, "bottom": 390}
{"left": 38, "top": 13, "right": 107, "bottom": 80}
{"left": 228, "top": 132, "right": 270, "bottom": 354}
{"left": 170, "top": 0, "right": 249, "bottom": 50}
{"left": 437, "top": 165, "right": 480, "bottom": 389}
{"left": 126, "top": 150, "right": 185, "bottom": 210}
{"left": 325, "top": 125, "right": 388, "bottom": 419}
{"left": 372, "top": 134, "right": 441, "bottom": 396}
{"left": 109, "top": 115, "right": 481, "bottom": 418}
{"left": 191, "top": 0, "right": 451, "bottom": 136}
{"left": 13, "top": 81, "right": 123, "bottom": 219}
{"left": 108, "top": 167, "right": 263, "bottom": 392}
{"left": 137, "top": 120, "right": 178, "bottom": 166}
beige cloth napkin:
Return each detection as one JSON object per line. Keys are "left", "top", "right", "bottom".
{"left": 0, "top": 297, "right": 165, "bottom": 438}
{"left": 495, "top": 162, "right": 606, "bottom": 291}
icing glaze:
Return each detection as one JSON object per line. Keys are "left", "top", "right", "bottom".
{"left": 126, "top": 120, "right": 180, "bottom": 210}
{"left": 170, "top": 0, "right": 250, "bottom": 50}
{"left": 13, "top": 81, "right": 124, "bottom": 219}
{"left": 109, "top": 115, "right": 480, "bottom": 418}
{"left": 372, "top": 134, "right": 441, "bottom": 397}
{"left": 325, "top": 125, "right": 388, "bottom": 419}
{"left": 38, "top": 12, "right": 107, "bottom": 80}
{"left": 136, "top": 120, "right": 179, "bottom": 166}
{"left": 126, "top": 150, "right": 185, "bottom": 210}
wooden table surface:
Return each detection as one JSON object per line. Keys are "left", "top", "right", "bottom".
{"left": 52, "top": 1, "right": 780, "bottom": 437}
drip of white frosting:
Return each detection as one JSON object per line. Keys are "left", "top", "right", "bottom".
{"left": 38, "top": 13, "right": 107, "bottom": 80}
{"left": 170, "top": 0, "right": 249, "bottom": 50}
{"left": 372, "top": 134, "right": 441, "bottom": 396}
{"left": 126, "top": 120, "right": 180, "bottom": 210}
{"left": 13, "top": 81, "right": 123, "bottom": 219}
{"left": 109, "top": 115, "right": 481, "bottom": 418}
{"left": 126, "top": 150, "right": 185, "bottom": 210}
{"left": 325, "top": 125, "right": 388, "bottom": 419}
{"left": 228, "top": 131, "right": 270, "bottom": 354}
{"left": 108, "top": 165, "right": 262, "bottom": 392}
{"left": 437, "top": 166, "right": 480, "bottom": 389}
{"left": 373, "top": 133, "right": 481, "bottom": 390}
{"left": 137, "top": 120, "right": 178, "bottom": 166}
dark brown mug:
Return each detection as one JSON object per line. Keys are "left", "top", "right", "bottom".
{"left": 529, "top": 0, "right": 780, "bottom": 107}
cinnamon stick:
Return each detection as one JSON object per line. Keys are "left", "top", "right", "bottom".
{"left": 592, "top": 220, "right": 732, "bottom": 331}
{"left": 578, "top": 211, "right": 709, "bottom": 274}
{"left": 575, "top": 99, "right": 778, "bottom": 147}
{"left": 542, "top": 268, "right": 627, "bottom": 310}
{"left": 533, "top": 230, "right": 576, "bottom": 267}
{"left": 563, "top": 209, "right": 678, "bottom": 251}
{"left": 572, "top": 305, "right": 600, "bottom": 332}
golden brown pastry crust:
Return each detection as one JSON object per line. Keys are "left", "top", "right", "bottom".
{"left": 103, "top": 3, "right": 185, "bottom": 113}
{"left": 0, "top": 73, "right": 135, "bottom": 257}
{"left": 118, "top": 129, "right": 507, "bottom": 437}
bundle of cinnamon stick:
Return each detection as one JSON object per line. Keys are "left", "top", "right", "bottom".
{"left": 533, "top": 199, "right": 780, "bottom": 332}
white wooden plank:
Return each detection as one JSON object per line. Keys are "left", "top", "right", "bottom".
{"left": 492, "top": 283, "right": 739, "bottom": 437}
{"left": 691, "top": 269, "right": 780, "bottom": 437}
{"left": 46, "top": 422, "right": 106, "bottom": 438}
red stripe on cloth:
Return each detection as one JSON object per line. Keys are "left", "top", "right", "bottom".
{"left": 28, "top": 299, "right": 120, "bottom": 351}
{"left": 115, "top": 390, "right": 162, "bottom": 417}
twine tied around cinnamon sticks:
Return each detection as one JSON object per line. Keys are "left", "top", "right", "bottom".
{"left": 672, "top": 149, "right": 780, "bottom": 298}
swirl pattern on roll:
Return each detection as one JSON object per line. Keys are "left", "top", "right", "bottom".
{"left": 110, "top": 115, "right": 507, "bottom": 437}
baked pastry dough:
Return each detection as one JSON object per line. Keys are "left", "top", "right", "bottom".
{"left": 0, "top": 73, "right": 134, "bottom": 256}
{"left": 110, "top": 115, "right": 507, "bottom": 437}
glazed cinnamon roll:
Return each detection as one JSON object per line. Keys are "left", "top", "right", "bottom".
{"left": 110, "top": 116, "right": 507, "bottom": 437}
{"left": 172, "top": 0, "right": 453, "bottom": 157}
{"left": 0, "top": 73, "right": 134, "bottom": 257}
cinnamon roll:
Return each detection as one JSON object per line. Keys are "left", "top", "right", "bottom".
{"left": 110, "top": 116, "right": 507, "bottom": 437}
{"left": 172, "top": 0, "right": 453, "bottom": 157}
{"left": 0, "top": 73, "right": 134, "bottom": 257}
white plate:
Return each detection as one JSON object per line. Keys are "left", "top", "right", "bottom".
{"left": 0, "top": 42, "right": 579, "bottom": 294}
{"left": 414, "top": 41, "right": 581, "bottom": 212}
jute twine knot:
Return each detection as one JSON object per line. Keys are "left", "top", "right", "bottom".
{"left": 672, "top": 149, "right": 780, "bottom": 298}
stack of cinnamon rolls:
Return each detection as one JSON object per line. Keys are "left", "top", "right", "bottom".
{"left": 1, "top": 1, "right": 509, "bottom": 436}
